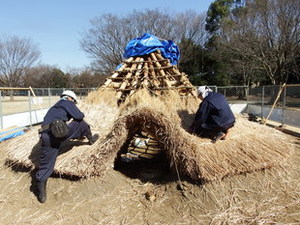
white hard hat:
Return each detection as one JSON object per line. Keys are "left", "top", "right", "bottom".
{"left": 197, "top": 86, "right": 213, "bottom": 98}
{"left": 61, "top": 90, "right": 77, "bottom": 102}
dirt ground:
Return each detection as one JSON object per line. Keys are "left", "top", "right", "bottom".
{"left": 0, "top": 96, "right": 61, "bottom": 115}
{"left": 0, "top": 129, "right": 299, "bottom": 225}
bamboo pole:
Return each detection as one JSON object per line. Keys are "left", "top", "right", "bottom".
{"left": 142, "top": 62, "right": 149, "bottom": 88}
{"left": 150, "top": 52, "right": 171, "bottom": 88}
{"left": 155, "top": 51, "right": 181, "bottom": 75}
{"left": 29, "top": 86, "right": 43, "bottom": 110}
{"left": 261, "top": 83, "right": 286, "bottom": 125}
{"left": 104, "top": 57, "right": 134, "bottom": 87}
{"left": 129, "top": 58, "right": 144, "bottom": 96}
{"left": 148, "top": 57, "right": 160, "bottom": 88}
{"left": 113, "top": 83, "right": 121, "bottom": 88}
{"left": 116, "top": 57, "right": 140, "bottom": 100}
{"left": 169, "top": 80, "right": 180, "bottom": 86}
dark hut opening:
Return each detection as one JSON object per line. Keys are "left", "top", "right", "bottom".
{"left": 113, "top": 130, "right": 172, "bottom": 183}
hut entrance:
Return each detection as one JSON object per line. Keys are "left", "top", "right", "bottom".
{"left": 114, "top": 130, "right": 171, "bottom": 182}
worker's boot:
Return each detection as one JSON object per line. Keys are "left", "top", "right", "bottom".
{"left": 211, "top": 131, "right": 226, "bottom": 143}
{"left": 86, "top": 131, "right": 98, "bottom": 145}
{"left": 221, "top": 130, "right": 229, "bottom": 140}
{"left": 37, "top": 180, "right": 47, "bottom": 203}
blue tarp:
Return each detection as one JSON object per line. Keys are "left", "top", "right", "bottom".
{"left": 123, "top": 33, "right": 180, "bottom": 65}
{"left": 0, "top": 127, "right": 25, "bottom": 142}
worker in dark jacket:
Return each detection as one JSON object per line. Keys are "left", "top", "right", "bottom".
{"left": 36, "top": 90, "right": 97, "bottom": 203}
{"left": 189, "top": 86, "right": 235, "bottom": 143}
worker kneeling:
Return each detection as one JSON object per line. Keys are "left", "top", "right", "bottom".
{"left": 189, "top": 86, "right": 235, "bottom": 143}
{"left": 36, "top": 90, "right": 98, "bottom": 203}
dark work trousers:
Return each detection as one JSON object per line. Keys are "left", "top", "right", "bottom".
{"left": 36, "top": 120, "right": 90, "bottom": 182}
{"left": 194, "top": 122, "right": 235, "bottom": 137}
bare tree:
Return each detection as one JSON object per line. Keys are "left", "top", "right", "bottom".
{"left": 221, "top": 0, "right": 300, "bottom": 85}
{"left": 174, "top": 10, "right": 208, "bottom": 67}
{"left": 80, "top": 9, "right": 207, "bottom": 74}
{"left": 72, "top": 69, "right": 108, "bottom": 88}
{"left": 0, "top": 36, "right": 41, "bottom": 87}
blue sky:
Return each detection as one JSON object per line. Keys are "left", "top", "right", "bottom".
{"left": 0, "top": 0, "right": 213, "bottom": 72}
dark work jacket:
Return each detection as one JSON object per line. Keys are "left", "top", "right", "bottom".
{"left": 192, "top": 92, "right": 235, "bottom": 130}
{"left": 42, "top": 99, "right": 84, "bottom": 126}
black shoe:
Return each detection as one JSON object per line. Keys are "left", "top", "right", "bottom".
{"left": 37, "top": 180, "right": 47, "bottom": 203}
{"left": 86, "top": 133, "right": 99, "bottom": 145}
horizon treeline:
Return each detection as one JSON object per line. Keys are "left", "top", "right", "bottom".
{"left": 1, "top": 0, "right": 299, "bottom": 88}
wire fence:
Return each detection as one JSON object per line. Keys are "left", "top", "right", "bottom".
{"left": 0, "top": 87, "right": 95, "bottom": 115}
{"left": 216, "top": 84, "right": 300, "bottom": 128}
{"left": 246, "top": 84, "right": 300, "bottom": 128}
{"left": 0, "top": 87, "right": 95, "bottom": 129}
{"left": 0, "top": 85, "right": 299, "bottom": 129}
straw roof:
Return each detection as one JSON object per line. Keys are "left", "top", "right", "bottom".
{"left": 2, "top": 51, "right": 295, "bottom": 183}
{"left": 4, "top": 89, "right": 294, "bottom": 182}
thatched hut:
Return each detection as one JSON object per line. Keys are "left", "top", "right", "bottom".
{"left": 3, "top": 38, "right": 294, "bottom": 183}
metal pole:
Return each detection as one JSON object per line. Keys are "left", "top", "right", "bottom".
{"left": 48, "top": 88, "right": 51, "bottom": 107}
{"left": 246, "top": 86, "right": 249, "bottom": 103}
{"left": 28, "top": 90, "right": 32, "bottom": 127}
{"left": 261, "top": 86, "right": 265, "bottom": 119}
{"left": 0, "top": 90, "right": 3, "bottom": 129}
{"left": 0, "top": 87, "right": 30, "bottom": 90}
{"left": 282, "top": 85, "right": 286, "bottom": 126}
{"left": 246, "top": 86, "right": 249, "bottom": 114}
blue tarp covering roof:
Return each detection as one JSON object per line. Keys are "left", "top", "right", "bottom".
{"left": 123, "top": 33, "right": 180, "bottom": 65}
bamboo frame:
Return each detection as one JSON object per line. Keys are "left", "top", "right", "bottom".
{"left": 102, "top": 51, "right": 196, "bottom": 103}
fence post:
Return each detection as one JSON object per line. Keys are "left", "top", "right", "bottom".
{"left": 261, "top": 86, "right": 265, "bottom": 119}
{"left": 246, "top": 86, "right": 249, "bottom": 114}
{"left": 0, "top": 90, "right": 3, "bottom": 129}
{"left": 282, "top": 86, "right": 286, "bottom": 126}
{"left": 28, "top": 90, "right": 32, "bottom": 127}
{"left": 48, "top": 88, "right": 51, "bottom": 107}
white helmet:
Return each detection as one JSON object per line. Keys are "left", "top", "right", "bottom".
{"left": 61, "top": 90, "right": 77, "bottom": 102}
{"left": 197, "top": 86, "right": 213, "bottom": 98}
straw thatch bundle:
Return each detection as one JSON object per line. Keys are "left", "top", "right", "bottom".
{"left": 3, "top": 88, "right": 293, "bottom": 182}
{"left": 3, "top": 101, "right": 120, "bottom": 177}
